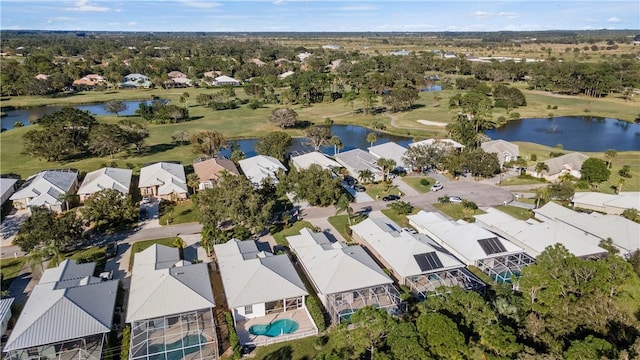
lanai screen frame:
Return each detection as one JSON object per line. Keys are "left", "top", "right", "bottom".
{"left": 5, "top": 333, "right": 106, "bottom": 360}
{"left": 325, "top": 284, "right": 402, "bottom": 324}
{"left": 404, "top": 267, "right": 486, "bottom": 300}
{"left": 477, "top": 252, "right": 536, "bottom": 286}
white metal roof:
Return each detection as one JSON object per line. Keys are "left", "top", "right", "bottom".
{"left": 214, "top": 239, "right": 307, "bottom": 308}
{"left": 534, "top": 202, "right": 639, "bottom": 255}
{"left": 138, "top": 162, "right": 188, "bottom": 195}
{"left": 4, "top": 260, "right": 118, "bottom": 351}
{"left": 475, "top": 208, "right": 608, "bottom": 258}
{"left": 572, "top": 192, "right": 640, "bottom": 211}
{"left": 77, "top": 167, "right": 132, "bottom": 196}
{"left": 481, "top": 140, "right": 519, "bottom": 158}
{"left": 126, "top": 244, "right": 215, "bottom": 323}
{"left": 291, "top": 152, "right": 341, "bottom": 171}
{"left": 410, "top": 138, "right": 464, "bottom": 150}
{"left": 528, "top": 152, "right": 588, "bottom": 176}
{"left": 407, "top": 211, "right": 524, "bottom": 264}
{"left": 238, "top": 155, "right": 286, "bottom": 186}
{"left": 368, "top": 142, "right": 408, "bottom": 169}
{"left": 334, "top": 149, "right": 383, "bottom": 178}
{"left": 0, "top": 178, "right": 18, "bottom": 200}
{"left": 350, "top": 216, "right": 465, "bottom": 279}
{"left": 10, "top": 170, "right": 77, "bottom": 207}
{"left": 287, "top": 228, "right": 392, "bottom": 295}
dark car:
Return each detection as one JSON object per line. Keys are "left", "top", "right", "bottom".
{"left": 354, "top": 184, "right": 366, "bottom": 192}
{"left": 382, "top": 194, "right": 400, "bottom": 201}
{"left": 105, "top": 242, "right": 117, "bottom": 258}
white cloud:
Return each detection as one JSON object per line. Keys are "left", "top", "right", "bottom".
{"left": 474, "top": 11, "right": 491, "bottom": 19}
{"left": 498, "top": 12, "right": 519, "bottom": 19}
{"left": 607, "top": 16, "right": 622, "bottom": 23}
{"left": 339, "top": 5, "right": 377, "bottom": 11}
{"left": 474, "top": 11, "right": 519, "bottom": 19}
{"left": 181, "top": 0, "right": 221, "bottom": 9}
{"left": 127, "top": 22, "right": 137, "bottom": 26}
{"left": 273, "top": 0, "right": 285, "bottom": 5}
{"left": 65, "top": 0, "right": 109, "bottom": 12}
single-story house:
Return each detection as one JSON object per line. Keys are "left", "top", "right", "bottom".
{"left": 287, "top": 228, "right": 402, "bottom": 324}
{"left": 213, "top": 75, "right": 240, "bottom": 86}
{"left": 238, "top": 155, "right": 286, "bottom": 187}
{"left": 408, "top": 211, "right": 535, "bottom": 284}
{"left": 571, "top": 191, "right": 640, "bottom": 215}
{"left": 251, "top": 58, "right": 266, "bottom": 67}
{"left": 297, "top": 52, "right": 312, "bottom": 61}
{"left": 351, "top": 214, "right": 485, "bottom": 300}
{"left": 77, "top": 167, "right": 132, "bottom": 202}
{"left": 3, "top": 260, "right": 118, "bottom": 360}
{"left": 475, "top": 207, "right": 609, "bottom": 259}
{"left": 214, "top": 239, "right": 316, "bottom": 346}
{"left": 72, "top": 74, "right": 106, "bottom": 89}
{"left": 368, "top": 142, "right": 409, "bottom": 172}
{"left": 527, "top": 152, "right": 589, "bottom": 182}
{"left": 534, "top": 202, "right": 639, "bottom": 257}
{"left": 167, "top": 71, "right": 187, "bottom": 78}
{"left": 278, "top": 71, "right": 295, "bottom": 79}
{"left": 193, "top": 157, "right": 240, "bottom": 190}
{"left": 0, "top": 297, "right": 14, "bottom": 337}
{"left": 163, "top": 77, "right": 192, "bottom": 88}
{"left": 138, "top": 162, "right": 188, "bottom": 200}
{"left": 290, "top": 151, "right": 341, "bottom": 172}
{"left": 127, "top": 244, "right": 218, "bottom": 360}
{"left": 334, "top": 149, "right": 384, "bottom": 182}
{"left": 481, "top": 140, "right": 520, "bottom": 167}
{"left": 121, "top": 73, "right": 152, "bottom": 88}
{"left": 389, "top": 50, "right": 410, "bottom": 56}
{"left": 1, "top": 177, "right": 19, "bottom": 205}
{"left": 10, "top": 170, "right": 78, "bottom": 213}
{"left": 410, "top": 138, "right": 465, "bottom": 151}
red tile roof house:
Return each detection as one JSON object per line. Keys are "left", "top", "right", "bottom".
{"left": 193, "top": 157, "right": 239, "bottom": 190}
{"left": 72, "top": 74, "right": 106, "bottom": 89}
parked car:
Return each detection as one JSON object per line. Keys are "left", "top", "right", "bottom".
{"left": 382, "top": 194, "right": 400, "bottom": 201}
{"left": 106, "top": 242, "right": 117, "bottom": 258}
{"left": 402, "top": 227, "right": 418, "bottom": 234}
{"left": 141, "top": 196, "right": 151, "bottom": 204}
{"left": 449, "top": 196, "right": 463, "bottom": 203}
{"left": 430, "top": 182, "right": 444, "bottom": 192}
{"left": 354, "top": 184, "right": 366, "bottom": 192}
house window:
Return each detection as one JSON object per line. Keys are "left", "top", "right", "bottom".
{"left": 244, "top": 305, "right": 253, "bottom": 315}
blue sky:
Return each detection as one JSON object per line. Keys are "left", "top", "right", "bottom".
{"left": 1, "top": 1, "right": 638, "bottom": 32}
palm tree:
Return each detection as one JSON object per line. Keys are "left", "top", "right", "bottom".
{"left": 358, "top": 169, "right": 375, "bottom": 184}
{"left": 604, "top": 149, "right": 617, "bottom": 169}
{"left": 330, "top": 136, "right": 343, "bottom": 155}
{"left": 617, "top": 178, "right": 625, "bottom": 194}
{"left": 366, "top": 132, "right": 378, "bottom": 147}
{"left": 187, "top": 173, "right": 200, "bottom": 194}
{"left": 335, "top": 194, "right": 354, "bottom": 225}
{"left": 376, "top": 158, "right": 396, "bottom": 182}
{"left": 534, "top": 186, "right": 551, "bottom": 209}
{"left": 535, "top": 162, "right": 550, "bottom": 178}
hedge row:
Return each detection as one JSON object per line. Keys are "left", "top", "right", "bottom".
{"left": 225, "top": 311, "right": 242, "bottom": 359}
{"left": 306, "top": 296, "right": 327, "bottom": 332}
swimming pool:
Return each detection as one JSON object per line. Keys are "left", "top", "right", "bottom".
{"left": 249, "top": 319, "right": 299, "bottom": 337}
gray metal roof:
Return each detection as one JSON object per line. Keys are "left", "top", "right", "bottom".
{"left": 238, "top": 155, "right": 286, "bottom": 185}
{"left": 368, "top": 142, "right": 408, "bottom": 169}
{"left": 77, "top": 167, "right": 132, "bottom": 196}
{"left": 334, "top": 149, "right": 383, "bottom": 178}
{"left": 291, "top": 152, "right": 341, "bottom": 171}
{"left": 10, "top": 170, "right": 77, "bottom": 206}
{"left": 138, "top": 162, "right": 188, "bottom": 195}
{"left": 126, "top": 245, "right": 215, "bottom": 323}
{"left": 4, "top": 260, "right": 118, "bottom": 351}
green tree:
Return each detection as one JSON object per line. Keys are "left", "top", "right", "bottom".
{"left": 81, "top": 189, "right": 138, "bottom": 233}
{"left": 269, "top": 108, "right": 298, "bottom": 128}
{"left": 117, "top": 119, "right": 149, "bottom": 153}
{"left": 171, "top": 130, "right": 189, "bottom": 145}
{"left": 190, "top": 130, "right": 229, "bottom": 157}
{"left": 15, "top": 207, "right": 83, "bottom": 252}
{"left": 535, "top": 162, "right": 550, "bottom": 177}
{"left": 387, "top": 200, "right": 412, "bottom": 215}
{"left": 88, "top": 124, "right": 129, "bottom": 158}
{"left": 402, "top": 144, "right": 444, "bottom": 172}
{"left": 534, "top": 186, "right": 551, "bottom": 208}
{"left": 580, "top": 157, "right": 611, "bottom": 188}
{"left": 335, "top": 194, "right": 354, "bottom": 226}
{"left": 621, "top": 208, "right": 639, "bottom": 222}
{"left": 564, "top": 336, "right": 617, "bottom": 360}
{"left": 104, "top": 100, "right": 127, "bottom": 117}
{"left": 255, "top": 131, "right": 292, "bottom": 162}
{"left": 187, "top": 173, "right": 200, "bottom": 194}
{"left": 329, "top": 136, "right": 343, "bottom": 155}
{"left": 549, "top": 182, "right": 575, "bottom": 203}
{"left": 330, "top": 307, "right": 394, "bottom": 359}
{"left": 376, "top": 158, "right": 396, "bottom": 181}
{"left": 386, "top": 322, "right": 429, "bottom": 360}
{"left": 279, "top": 165, "right": 346, "bottom": 206}
{"left": 366, "top": 132, "right": 378, "bottom": 147}
{"left": 304, "top": 126, "right": 333, "bottom": 151}
{"left": 604, "top": 149, "right": 617, "bottom": 169}
{"left": 464, "top": 148, "right": 501, "bottom": 178}
{"left": 446, "top": 113, "right": 480, "bottom": 148}
{"left": 229, "top": 141, "right": 246, "bottom": 164}
{"left": 358, "top": 169, "right": 375, "bottom": 184}
{"left": 416, "top": 312, "right": 469, "bottom": 359}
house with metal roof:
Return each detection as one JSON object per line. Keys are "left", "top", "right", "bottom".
{"left": 287, "top": 228, "right": 402, "bottom": 324}
{"left": 410, "top": 138, "right": 465, "bottom": 151}
{"left": 193, "top": 157, "right": 240, "bottom": 190}
{"left": 138, "top": 162, "right": 188, "bottom": 200}
{"left": 3, "top": 260, "right": 118, "bottom": 360}
{"left": 408, "top": 211, "right": 535, "bottom": 284}
{"left": 571, "top": 191, "right": 640, "bottom": 215}
{"left": 290, "top": 151, "right": 341, "bottom": 172}
{"left": 77, "top": 167, "right": 132, "bottom": 202}
{"left": 334, "top": 149, "right": 384, "bottom": 182}
{"left": 534, "top": 202, "right": 639, "bottom": 256}
{"left": 126, "top": 244, "right": 218, "bottom": 360}
{"left": 526, "top": 152, "right": 589, "bottom": 182}
{"left": 0, "top": 297, "right": 14, "bottom": 337}
{"left": 368, "top": 142, "right": 409, "bottom": 171}
{"left": 481, "top": 140, "right": 520, "bottom": 167}
{"left": 1, "top": 177, "right": 19, "bottom": 205}
{"left": 238, "top": 155, "right": 286, "bottom": 187}
{"left": 475, "top": 207, "right": 609, "bottom": 259}
{"left": 121, "top": 73, "right": 152, "bottom": 88}
{"left": 350, "top": 214, "right": 485, "bottom": 300}
{"left": 214, "top": 239, "right": 316, "bottom": 346}
{"left": 9, "top": 170, "right": 78, "bottom": 213}
{"left": 213, "top": 75, "right": 240, "bottom": 86}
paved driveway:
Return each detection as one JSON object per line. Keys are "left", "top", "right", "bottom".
{"left": 1, "top": 209, "right": 30, "bottom": 242}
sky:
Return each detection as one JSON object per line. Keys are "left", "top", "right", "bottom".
{"left": 1, "top": 0, "right": 638, "bottom": 32}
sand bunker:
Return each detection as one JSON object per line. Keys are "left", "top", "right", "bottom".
{"left": 417, "top": 120, "right": 447, "bottom": 127}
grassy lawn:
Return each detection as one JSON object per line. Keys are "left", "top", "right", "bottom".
{"left": 433, "top": 203, "right": 486, "bottom": 221}
{"left": 271, "top": 221, "right": 315, "bottom": 246}
{"left": 499, "top": 174, "right": 548, "bottom": 186}
{"left": 159, "top": 200, "right": 200, "bottom": 225}
{"left": 494, "top": 205, "right": 534, "bottom": 221}
{"left": 364, "top": 182, "right": 403, "bottom": 200}
{"left": 401, "top": 176, "right": 437, "bottom": 193}
{"left": 129, "top": 237, "right": 179, "bottom": 269}
{"left": 251, "top": 335, "right": 330, "bottom": 360}
{"left": 327, "top": 214, "right": 367, "bottom": 242}
{"left": 381, "top": 208, "right": 420, "bottom": 227}
{"left": 0, "top": 256, "right": 26, "bottom": 289}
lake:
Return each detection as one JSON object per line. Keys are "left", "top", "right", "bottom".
{"left": 1, "top": 100, "right": 160, "bottom": 130}
{"left": 485, "top": 116, "right": 640, "bottom": 152}
{"left": 220, "top": 125, "right": 413, "bottom": 158}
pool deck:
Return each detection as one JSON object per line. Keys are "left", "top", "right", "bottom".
{"left": 236, "top": 309, "right": 318, "bottom": 347}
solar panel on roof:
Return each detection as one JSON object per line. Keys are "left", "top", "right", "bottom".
{"left": 478, "top": 237, "right": 507, "bottom": 255}
{"left": 414, "top": 252, "right": 443, "bottom": 272}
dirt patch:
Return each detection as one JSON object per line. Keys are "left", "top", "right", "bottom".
{"left": 417, "top": 119, "right": 447, "bottom": 127}
{"left": 210, "top": 261, "right": 231, "bottom": 357}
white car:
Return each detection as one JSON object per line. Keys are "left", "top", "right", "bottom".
{"left": 141, "top": 196, "right": 151, "bottom": 204}
{"left": 402, "top": 227, "right": 418, "bottom": 234}
{"left": 430, "top": 183, "right": 443, "bottom": 192}
{"left": 449, "top": 196, "right": 463, "bottom": 203}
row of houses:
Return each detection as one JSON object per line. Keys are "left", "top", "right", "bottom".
{"left": 67, "top": 72, "right": 243, "bottom": 90}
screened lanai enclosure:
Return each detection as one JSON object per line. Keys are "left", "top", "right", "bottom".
{"left": 477, "top": 252, "right": 536, "bottom": 287}
{"left": 325, "top": 284, "right": 402, "bottom": 324}
{"left": 4, "top": 334, "right": 106, "bottom": 360}
{"left": 404, "top": 267, "right": 486, "bottom": 300}
{"left": 129, "top": 309, "right": 218, "bottom": 360}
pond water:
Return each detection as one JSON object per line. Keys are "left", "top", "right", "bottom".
{"left": 219, "top": 125, "right": 413, "bottom": 158}
{"left": 1, "top": 100, "right": 161, "bottom": 130}
{"left": 485, "top": 116, "right": 640, "bottom": 152}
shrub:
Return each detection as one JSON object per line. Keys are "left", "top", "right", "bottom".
{"left": 420, "top": 178, "right": 430, "bottom": 186}
{"left": 324, "top": 117, "right": 333, "bottom": 125}
{"left": 552, "top": 105, "right": 558, "bottom": 109}
{"left": 225, "top": 311, "right": 242, "bottom": 359}
{"left": 462, "top": 200, "right": 478, "bottom": 210}
{"left": 547, "top": 113, "right": 554, "bottom": 118}
{"left": 306, "top": 296, "right": 327, "bottom": 331}
{"left": 530, "top": 154, "right": 537, "bottom": 161}
{"left": 576, "top": 180, "right": 590, "bottom": 189}
{"left": 438, "top": 196, "right": 450, "bottom": 204}
{"left": 120, "top": 325, "right": 131, "bottom": 360}
{"left": 547, "top": 104, "right": 551, "bottom": 109}
{"left": 619, "top": 165, "right": 632, "bottom": 178}
{"left": 509, "top": 112, "right": 520, "bottom": 119}
{"left": 13, "top": 121, "right": 24, "bottom": 128}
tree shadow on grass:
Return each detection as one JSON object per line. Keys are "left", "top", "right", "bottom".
{"left": 189, "top": 116, "right": 204, "bottom": 121}
{"left": 262, "top": 346, "right": 293, "bottom": 360}
{"left": 142, "top": 142, "right": 179, "bottom": 155}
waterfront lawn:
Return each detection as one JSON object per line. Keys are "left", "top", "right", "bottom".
{"left": 271, "top": 221, "right": 315, "bottom": 247}
{"left": 494, "top": 205, "right": 533, "bottom": 221}
{"left": 402, "top": 176, "right": 437, "bottom": 193}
